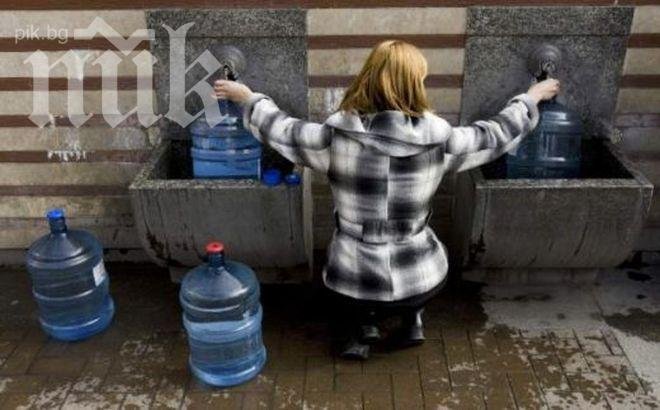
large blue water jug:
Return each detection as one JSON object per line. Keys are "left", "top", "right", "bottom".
{"left": 190, "top": 100, "right": 262, "bottom": 179}
{"left": 180, "top": 242, "right": 266, "bottom": 387}
{"left": 26, "top": 209, "right": 115, "bottom": 341}
{"left": 507, "top": 100, "right": 583, "bottom": 178}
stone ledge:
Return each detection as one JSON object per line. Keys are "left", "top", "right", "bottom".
{"left": 467, "top": 6, "right": 633, "bottom": 36}
{"left": 146, "top": 9, "right": 306, "bottom": 38}
{"left": 462, "top": 268, "right": 600, "bottom": 285}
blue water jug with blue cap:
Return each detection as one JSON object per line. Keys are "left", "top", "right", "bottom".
{"left": 190, "top": 99, "right": 262, "bottom": 179}
{"left": 180, "top": 242, "right": 266, "bottom": 387}
{"left": 507, "top": 99, "right": 583, "bottom": 178}
{"left": 507, "top": 45, "right": 583, "bottom": 179}
{"left": 26, "top": 209, "right": 115, "bottom": 341}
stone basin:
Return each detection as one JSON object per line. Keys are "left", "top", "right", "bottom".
{"left": 454, "top": 141, "right": 653, "bottom": 281}
{"left": 129, "top": 140, "right": 312, "bottom": 283}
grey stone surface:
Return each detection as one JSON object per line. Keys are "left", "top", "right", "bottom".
{"left": 454, "top": 143, "right": 653, "bottom": 269}
{"left": 480, "top": 267, "right": 660, "bottom": 398}
{"left": 461, "top": 6, "right": 633, "bottom": 137}
{"left": 129, "top": 141, "right": 311, "bottom": 283}
{"left": 462, "top": 268, "right": 599, "bottom": 285}
{"left": 467, "top": 6, "right": 633, "bottom": 36}
{"left": 146, "top": 9, "right": 306, "bottom": 38}
{"left": 147, "top": 9, "right": 308, "bottom": 143}
{"left": 152, "top": 37, "right": 307, "bottom": 137}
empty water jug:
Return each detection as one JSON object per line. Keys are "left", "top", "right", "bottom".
{"left": 180, "top": 242, "right": 266, "bottom": 387}
{"left": 190, "top": 99, "right": 262, "bottom": 179}
{"left": 26, "top": 209, "right": 115, "bottom": 341}
{"left": 507, "top": 99, "right": 583, "bottom": 179}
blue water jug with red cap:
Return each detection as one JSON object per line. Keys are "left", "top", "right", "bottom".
{"left": 26, "top": 209, "right": 115, "bottom": 341}
{"left": 180, "top": 242, "right": 266, "bottom": 387}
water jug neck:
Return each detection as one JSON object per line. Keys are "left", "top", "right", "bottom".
{"left": 217, "top": 98, "right": 241, "bottom": 122}
{"left": 46, "top": 209, "right": 67, "bottom": 234}
{"left": 535, "top": 61, "right": 558, "bottom": 104}
{"left": 218, "top": 99, "right": 230, "bottom": 118}
{"left": 539, "top": 99, "right": 555, "bottom": 110}
{"left": 208, "top": 253, "right": 225, "bottom": 269}
{"left": 205, "top": 242, "right": 226, "bottom": 272}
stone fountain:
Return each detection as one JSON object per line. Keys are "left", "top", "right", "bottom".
{"left": 130, "top": 10, "right": 311, "bottom": 282}
{"left": 453, "top": 6, "right": 653, "bottom": 283}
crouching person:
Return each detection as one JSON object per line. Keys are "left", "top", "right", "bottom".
{"left": 214, "top": 40, "right": 559, "bottom": 360}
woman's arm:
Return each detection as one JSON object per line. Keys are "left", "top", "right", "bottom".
{"left": 214, "top": 80, "right": 331, "bottom": 173}
{"left": 444, "top": 79, "right": 559, "bottom": 173}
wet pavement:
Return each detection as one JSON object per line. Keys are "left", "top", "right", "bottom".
{"left": 0, "top": 262, "right": 658, "bottom": 409}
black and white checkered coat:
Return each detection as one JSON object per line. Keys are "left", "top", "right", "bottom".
{"left": 244, "top": 93, "right": 539, "bottom": 301}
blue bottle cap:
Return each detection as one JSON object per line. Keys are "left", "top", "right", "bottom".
{"left": 262, "top": 168, "right": 282, "bottom": 186}
{"left": 284, "top": 172, "right": 301, "bottom": 186}
{"left": 46, "top": 208, "right": 65, "bottom": 220}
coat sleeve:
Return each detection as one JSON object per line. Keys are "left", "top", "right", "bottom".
{"left": 444, "top": 93, "right": 540, "bottom": 173}
{"left": 242, "top": 93, "right": 332, "bottom": 173}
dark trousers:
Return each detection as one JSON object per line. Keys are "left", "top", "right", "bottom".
{"left": 325, "top": 279, "right": 445, "bottom": 338}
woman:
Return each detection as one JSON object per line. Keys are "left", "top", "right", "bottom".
{"left": 214, "top": 40, "right": 559, "bottom": 360}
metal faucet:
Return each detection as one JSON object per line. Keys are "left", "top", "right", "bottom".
{"left": 528, "top": 44, "right": 561, "bottom": 81}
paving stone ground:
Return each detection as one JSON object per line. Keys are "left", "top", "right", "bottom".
{"left": 0, "top": 263, "right": 658, "bottom": 409}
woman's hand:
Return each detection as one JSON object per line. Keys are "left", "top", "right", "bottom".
{"left": 213, "top": 80, "right": 254, "bottom": 104}
{"left": 527, "top": 79, "right": 560, "bottom": 104}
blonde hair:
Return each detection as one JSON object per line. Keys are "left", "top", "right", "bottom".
{"left": 339, "top": 40, "right": 431, "bottom": 117}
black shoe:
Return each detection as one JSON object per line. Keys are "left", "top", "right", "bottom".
{"left": 340, "top": 338, "right": 370, "bottom": 360}
{"left": 360, "top": 324, "right": 381, "bottom": 343}
{"left": 402, "top": 324, "right": 425, "bottom": 346}
{"left": 393, "top": 308, "right": 426, "bottom": 348}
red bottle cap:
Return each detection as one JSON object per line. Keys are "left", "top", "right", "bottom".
{"left": 206, "top": 242, "right": 225, "bottom": 254}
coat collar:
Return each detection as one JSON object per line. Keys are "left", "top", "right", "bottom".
{"left": 324, "top": 110, "right": 452, "bottom": 156}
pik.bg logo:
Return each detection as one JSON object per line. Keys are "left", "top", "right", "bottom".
{"left": 23, "top": 17, "right": 228, "bottom": 128}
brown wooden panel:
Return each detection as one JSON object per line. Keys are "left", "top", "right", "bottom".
{"left": 308, "top": 34, "right": 465, "bottom": 49}
{"left": 426, "top": 75, "right": 464, "bottom": 88}
{"left": 620, "top": 75, "right": 660, "bottom": 88}
{"left": 0, "top": 77, "right": 151, "bottom": 91}
{"left": 624, "top": 151, "right": 660, "bottom": 161}
{"left": 0, "top": 114, "right": 145, "bottom": 127}
{"left": 619, "top": 0, "right": 660, "bottom": 4}
{"left": 0, "top": 0, "right": 621, "bottom": 10}
{"left": 309, "top": 74, "right": 462, "bottom": 88}
{"left": 0, "top": 216, "right": 140, "bottom": 249}
{"left": 0, "top": 38, "right": 150, "bottom": 52}
{"left": 615, "top": 113, "right": 660, "bottom": 128}
{"left": 0, "top": 185, "right": 128, "bottom": 196}
{"left": 628, "top": 34, "right": 660, "bottom": 49}
{"left": 0, "top": 150, "right": 150, "bottom": 163}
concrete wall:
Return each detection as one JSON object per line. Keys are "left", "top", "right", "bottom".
{"left": 0, "top": 2, "right": 658, "bottom": 264}
{"left": 616, "top": 5, "right": 660, "bottom": 250}
{"left": 0, "top": 11, "right": 153, "bottom": 263}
